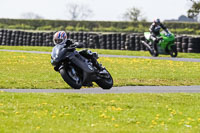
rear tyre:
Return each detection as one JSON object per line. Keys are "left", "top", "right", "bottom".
{"left": 151, "top": 50, "right": 159, "bottom": 57}
{"left": 60, "top": 67, "right": 82, "bottom": 89}
{"left": 96, "top": 69, "right": 113, "bottom": 89}
{"left": 141, "top": 41, "right": 159, "bottom": 57}
{"left": 151, "top": 43, "right": 159, "bottom": 57}
{"left": 170, "top": 45, "right": 178, "bottom": 57}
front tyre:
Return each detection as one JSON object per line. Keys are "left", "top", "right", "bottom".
{"left": 60, "top": 67, "right": 82, "bottom": 89}
{"left": 170, "top": 45, "right": 178, "bottom": 57}
{"left": 96, "top": 69, "right": 113, "bottom": 89}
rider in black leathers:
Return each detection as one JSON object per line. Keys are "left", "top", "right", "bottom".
{"left": 53, "top": 31, "right": 104, "bottom": 72}
{"left": 149, "top": 18, "right": 170, "bottom": 51}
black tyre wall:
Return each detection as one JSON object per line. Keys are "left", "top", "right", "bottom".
{"left": 0, "top": 29, "right": 200, "bottom": 53}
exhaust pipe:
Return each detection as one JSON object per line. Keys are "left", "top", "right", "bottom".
{"left": 141, "top": 41, "right": 152, "bottom": 51}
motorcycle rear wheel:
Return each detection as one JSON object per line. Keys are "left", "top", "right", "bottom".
{"left": 96, "top": 69, "right": 113, "bottom": 89}
{"left": 170, "top": 45, "right": 178, "bottom": 57}
{"left": 150, "top": 50, "right": 159, "bottom": 57}
{"left": 60, "top": 68, "right": 82, "bottom": 89}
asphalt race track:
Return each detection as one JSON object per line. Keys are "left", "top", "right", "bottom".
{"left": 1, "top": 49, "right": 200, "bottom": 62}
{"left": 1, "top": 49, "right": 200, "bottom": 93}
{"left": 1, "top": 86, "right": 200, "bottom": 93}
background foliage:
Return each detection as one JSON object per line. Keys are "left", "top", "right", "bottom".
{"left": 0, "top": 19, "right": 200, "bottom": 34}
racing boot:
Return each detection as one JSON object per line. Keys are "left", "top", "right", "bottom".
{"left": 91, "top": 57, "right": 108, "bottom": 75}
{"left": 92, "top": 58, "right": 104, "bottom": 71}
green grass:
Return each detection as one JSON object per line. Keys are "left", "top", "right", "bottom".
{"left": 1, "top": 46, "right": 200, "bottom": 59}
{"left": 1, "top": 46, "right": 200, "bottom": 132}
{"left": 0, "top": 51, "right": 200, "bottom": 89}
{"left": 0, "top": 92, "right": 200, "bottom": 132}
{"left": 0, "top": 46, "right": 52, "bottom": 52}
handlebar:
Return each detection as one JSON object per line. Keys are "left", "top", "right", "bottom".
{"left": 71, "top": 42, "right": 84, "bottom": 48}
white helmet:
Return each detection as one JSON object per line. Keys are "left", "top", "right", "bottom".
{"left": 53, "top": 31, "right": 67, "bottom": 45}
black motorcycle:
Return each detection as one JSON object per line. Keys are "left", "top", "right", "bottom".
{"left": 51, "top": 42, "right": 113, "bottom": 89}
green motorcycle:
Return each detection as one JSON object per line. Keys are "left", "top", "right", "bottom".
{"left": 141, "top": 32, "right": 178, "bottom": 57}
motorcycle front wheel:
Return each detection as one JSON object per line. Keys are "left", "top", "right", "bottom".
{"left": 60, "top": 67, "right": 82, "bottom": 89}
{"left": 96, "top": 69, "right": 113, "bottom": 89}
{"left": 170, "top": 45, "right": 178, "bottom": 57}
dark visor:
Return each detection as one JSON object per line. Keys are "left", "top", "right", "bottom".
{"left": 55, "top": 39, "right": 63, "bottom": 44}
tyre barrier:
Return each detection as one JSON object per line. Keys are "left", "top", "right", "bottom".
{"left": 0, "top": 29, "right": 200, "bottom": 53}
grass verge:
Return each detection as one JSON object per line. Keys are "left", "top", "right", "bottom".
{"left": 0, "top": 92, "right": 200, "bottom": 132}
{"left": 1, "top": 46, "right": 200, "bottom": 59}
{"left": 0, "top": 51, "right": 200, "bottom": 89}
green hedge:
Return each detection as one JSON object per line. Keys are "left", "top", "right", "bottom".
{"left": 0, "top": 18, "right": 200, "bottom": 34}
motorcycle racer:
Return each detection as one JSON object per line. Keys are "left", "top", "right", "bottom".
{"left": 149, "top": 18, "right": 171, "bottom": 52}
{"left": 51, "top": 31, "right": 113, "bottom": 89}
{"left": 53, "top": 31, "right": 104, "bottom": 72}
